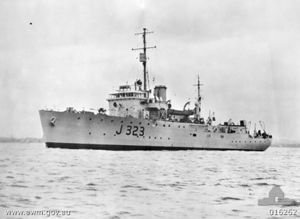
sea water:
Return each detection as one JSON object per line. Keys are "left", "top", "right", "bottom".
{"left": 0, "top": 143, "right": 300, "bottom": 219}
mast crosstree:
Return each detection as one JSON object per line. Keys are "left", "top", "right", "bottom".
{"left": 132, "top": 28, "right": 156, "bottom": 92}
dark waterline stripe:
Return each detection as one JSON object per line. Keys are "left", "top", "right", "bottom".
{"left": 46, "top": 142, "right": 267, "bottom": 151}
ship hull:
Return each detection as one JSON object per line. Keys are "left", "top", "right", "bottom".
{"left": 39, "top": 110, "right": 271, "bottom": 151}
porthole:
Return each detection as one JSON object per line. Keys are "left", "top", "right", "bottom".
{"left": 220, "top": 135, "right": 224, "bottom": 138}
{"left": 111, "top": 120, "right": 114, "bottom": 122}
{"left": 149, "top": 136, "right": 151, "bottom": 139}
{"left": 103, "top": 133, "right": 106, "bottom": 136}
{"left": 193, "top": 133, "right": 197, "bottom": 137}
{"left": 163, "top": 124, "right": 165, "bottom": 127}
{"left": 160, "top": 137, "right": 162, "bottom": 139}
{"left": 121, "top": 121, "right": 124, "bottom": 123}
{"left": 178, "top": 125, "right": 180, "bottom": 128}
{"left": 89, "top": 118, "right": 92, "bottom": 121}
{"left": 168, "top": 125, "right": 171, "bottom": 127}
{"left": 148, "top": 123, "right": 150, "bottom": 125}
{"left": 154, "top": 137, "right": 157, "bottom": 139}
{"left": 89, "top": 132, "right": 91, "bottom": 135}
{"left": 77, "top": 117, "right": 80, "bottom": 120}
{"left": 130, "top": 121, "right": 133, "bottom": 124}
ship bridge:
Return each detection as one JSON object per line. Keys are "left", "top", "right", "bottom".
{"left": 107, "top": 84, "right": 149, "bottom": 118}
{"left": 107, "top": 85, "right": 148, "bottom": 100}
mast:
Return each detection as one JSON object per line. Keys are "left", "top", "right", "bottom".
{"left": 132, "top": 28, "right": 156, "bottom": 91}
{"left": 197, "top": 75, "right": 201, "bottom": 102}
{"left": 194, "top": 75, "right": 203, "bottom": 120}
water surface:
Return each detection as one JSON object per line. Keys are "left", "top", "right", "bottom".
{"left": 0, "top": 143, "right": 300, "bottom": 218}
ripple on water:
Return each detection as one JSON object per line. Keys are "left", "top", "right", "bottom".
{"left": 239, "top": 184, "right": 250, "bottom": 187}
{"left": 10, "top": 184, "right": 28, "bottom": 188}
{"left": 117, "top": 211, "right": 131, "bottom": 215}
{"left": 86, "top": 187, "right": 97, "bottom": 191}
{"left": 204, "top": 167, "right": 218, "bottom": 172}
{"left": 255, "top": 182, "right": 269, "bottom": 186}
{"left": 86, "top": 183, "right": 97, "bottom": 186}
{"left": 232, "top": 209, "right": 243, "bottom": 212}
{"left": 16, "top": 198, "right": 33, "bottom": 205}
{"left": 250, "top": 177, "right": 264, "bottom": 180}
{"left": 121, "top": 184, "right": 150, "bottom": 191}
{"left": 57, "top": 176, "right": 70, "bottom": 182}
{"left": 109, "top": 216, "right": 121, "bottom": 219}
{"left": 220, "top": 197, "right": 243, "bottom": 201}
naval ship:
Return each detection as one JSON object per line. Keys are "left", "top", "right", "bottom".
{"left": 39, "top": 28, "right": 272, "bottom": 151}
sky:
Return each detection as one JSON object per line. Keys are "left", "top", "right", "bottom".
{"left": 0, "top": 0, "right": 300, "bottom": 142}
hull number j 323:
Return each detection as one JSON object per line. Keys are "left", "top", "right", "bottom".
{"left": 115, "top": 125, "right": 145, "bottom": 137}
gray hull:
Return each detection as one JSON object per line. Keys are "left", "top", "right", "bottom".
{"left": 39, "top": 110, "right": 271, "bottom": 151}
